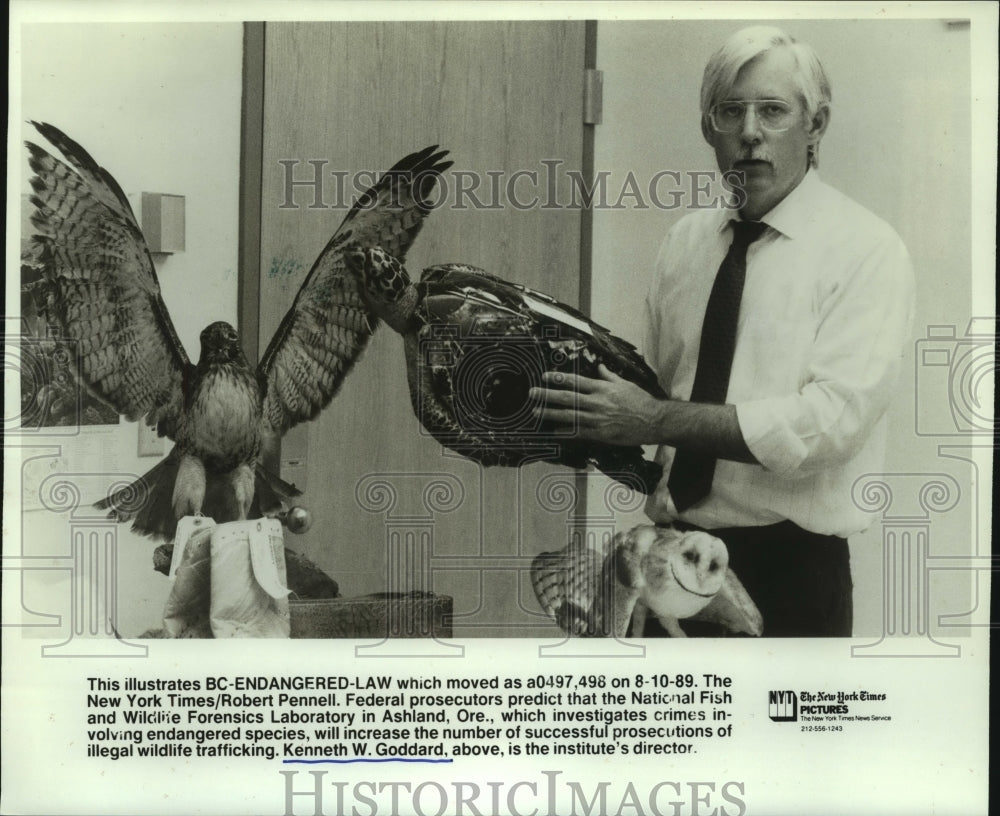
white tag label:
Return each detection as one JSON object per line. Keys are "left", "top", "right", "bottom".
{"left": 521, "top": 293, "right": 595, "bottom": 337}
{"left": 170, "top": 516, "right": 216, "bottom": 578}
{"left": 248, "top": 519, "right": 291, "bottom": 600}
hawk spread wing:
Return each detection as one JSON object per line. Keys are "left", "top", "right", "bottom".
{"left": 258, "top": 145, "right": 452, "bottom": 438}
{"left": 24, "top": 122, "right": 450, "bottom": 541}
{"left": 24, "top": 121, "right": 191, "bottom": 439}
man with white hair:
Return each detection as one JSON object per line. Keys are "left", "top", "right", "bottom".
{"left": 534, "top": 26, "right": 914, "bottom": 636}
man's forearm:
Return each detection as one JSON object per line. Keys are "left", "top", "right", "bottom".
{"left": 532, "top": 368, "right": 759, "bottom": 462}
{"left": 651, "top": 400, "right": 758, "bottom": 464}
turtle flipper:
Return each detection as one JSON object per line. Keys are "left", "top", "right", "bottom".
{"left": 422, "top": 263, "right": 491, "bottom": 279}
{"left": 406, "top": 332, "right": 520, "bottom": 467}
{"left": 586, "top": 445, "right": 663, "bottom": 494}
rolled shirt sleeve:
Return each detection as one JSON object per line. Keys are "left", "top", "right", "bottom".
{"left": 737, "top": 232, "right": 915, "bottom": 475}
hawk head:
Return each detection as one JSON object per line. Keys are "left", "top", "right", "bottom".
{"left": 199, "top": 321, "right": 245, "bottom": 366}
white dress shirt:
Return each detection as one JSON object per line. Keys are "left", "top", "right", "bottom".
{"left": 644, "top": 170, "right": 915, "bottom": 537}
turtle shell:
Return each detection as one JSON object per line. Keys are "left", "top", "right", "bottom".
{"left": 405, "top": 264, "right": 666, "bottom": 493}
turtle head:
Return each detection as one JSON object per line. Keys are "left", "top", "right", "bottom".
{"left": 344, "top": 246, "right": 417, "bottom": 333}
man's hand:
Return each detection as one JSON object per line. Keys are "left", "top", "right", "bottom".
{"left": 530, "top": 364, "right": 758, "bottom": 464}
{"left": 530, "top": 364, "right": 667, "bottom": 447}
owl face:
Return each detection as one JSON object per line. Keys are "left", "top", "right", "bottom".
{"left": 615, "top": 525, "right": 729, "bottom": 620}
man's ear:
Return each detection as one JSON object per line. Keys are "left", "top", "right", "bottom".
{"left": 807, "top": 103, "right": 831, "bottom": 147}
{"left": 701, "top": 114, "right": 715, "bottom": 146}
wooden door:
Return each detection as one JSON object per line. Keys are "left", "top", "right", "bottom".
{"left": 253, "top": 21, "right": 588, "bottom": 637}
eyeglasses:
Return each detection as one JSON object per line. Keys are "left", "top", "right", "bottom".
{"left": 709, "top": 99, "right": 798, "bottom": 133}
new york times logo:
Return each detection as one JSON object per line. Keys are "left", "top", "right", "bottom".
{"left": 767, "top": 690, "right": 798, "bottom": 722}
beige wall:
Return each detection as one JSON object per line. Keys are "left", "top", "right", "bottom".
{"left": 589, "top": 19, "right": 975, "bottom": 636}
{"left": 256, "top": 22, "right": 586, "bottom": 637}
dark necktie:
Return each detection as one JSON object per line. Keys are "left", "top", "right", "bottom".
{"left": 667, "top": 219, "right": 768, "bottom": 512}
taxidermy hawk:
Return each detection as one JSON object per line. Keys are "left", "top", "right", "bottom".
{"left": 24, "top": 121, "right": 450, "bottom": 540}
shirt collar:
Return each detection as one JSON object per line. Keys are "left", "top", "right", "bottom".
{"left": 715, "top": 168, "right": 822, "bottom": 240}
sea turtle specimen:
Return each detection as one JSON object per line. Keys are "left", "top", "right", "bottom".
{"left": 531, "top": 524, "right": 763, "bottom": 638}
{"left": 343, "top": 247, "right": 667, "bottom": 492}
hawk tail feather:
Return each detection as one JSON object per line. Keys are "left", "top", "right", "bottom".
{"left": 95, "top": 456, "right": 181, "bottom": 541}
{"left": 94, "top": 457, "right": 303, "bottom": 543}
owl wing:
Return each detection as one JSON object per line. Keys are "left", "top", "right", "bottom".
{"left": 686, "top": 568, "right": 764, "bottom": 635}
{"left": 531, "top": 544, "right": 616, "bottom": 636}
{"left": 24, "top": 121, "right": 191, "bottom": 438}
{"left": 258, "top": 146, "right": 452, "bottom": 438}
